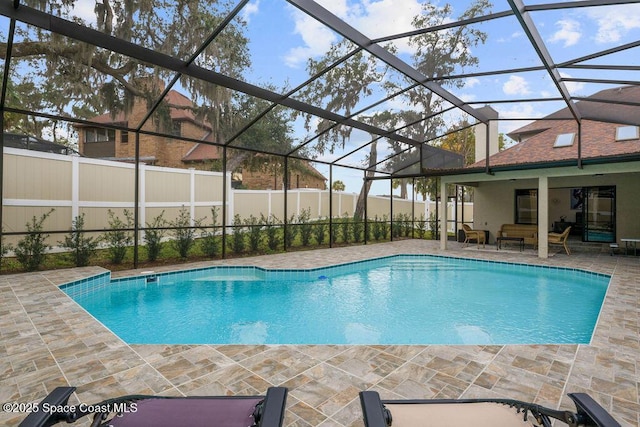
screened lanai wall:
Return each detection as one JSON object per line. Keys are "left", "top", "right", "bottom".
{"left": 1, "top": 0, "right": 640, "bottom": 266}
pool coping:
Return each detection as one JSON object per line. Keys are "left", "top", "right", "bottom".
{"left": 2, "top": 240, "right": 639, "bottom": 426}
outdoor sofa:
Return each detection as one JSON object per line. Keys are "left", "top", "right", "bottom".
{"left": 498, "top": 224, "right": 538, "bottom": 248}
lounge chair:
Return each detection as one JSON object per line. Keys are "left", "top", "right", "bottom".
{"left": 548, "top": 226, "right": 572, "bottom": 255}
{"left": 359, "top": 390, "right": 620, "bottom": 427}
{"left": 20, "top": 386, "right": 287, "bottom": 427}
{"left": 462, "top": 224, "right": 486, "bottom": 248}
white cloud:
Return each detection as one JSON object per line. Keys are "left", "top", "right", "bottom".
{"left": 242, "top": 0, "right": 260, "bottom": 24}
{"left": 587, "top": 4, "right": 640, "bottom": 44}
{"left": 548, "top": 19, "right": 581, "bottom": 47}
{"left": 559, "top": 72, "right": 586, "bottom": 94}
{"left": 497, "top": 31, "right": 524, "bottom": 43}
{"left": 495, "top": 103, "right": 539, "bottom": 135}
{"left": 458, "top": 93, "right": 477, "bottom": 103}
{"left": 465, "top": 77, "right": 480, "bottom": 88}
{"left": 284, "top": 8, "right": 339, "bottom": 68}
{"left": 503, "top": 75, "right": 531, "bottom": 96}
{"left": 284, "top": 0, "right": 423, "bottom": 67}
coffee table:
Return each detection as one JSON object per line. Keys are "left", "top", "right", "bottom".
{"left": 496, "top": 236, "right": 524, "bottom": 252}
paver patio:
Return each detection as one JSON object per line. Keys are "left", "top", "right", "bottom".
{"left": 1, "top": 240, "right": 638, "bottom": 426}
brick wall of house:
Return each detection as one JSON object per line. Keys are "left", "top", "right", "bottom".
{"left": 242, "top": 169, "right": 326, "bottom": 190}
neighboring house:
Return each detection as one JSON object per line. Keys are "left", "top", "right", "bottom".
{"left": 74, "top": 83, "right": 326, "bottom": 190}
{"left": 3, "top": 132, "right": 80, "bottom": 156}
{"left": 440, "top": 86, "right": 640, "bottom": 258}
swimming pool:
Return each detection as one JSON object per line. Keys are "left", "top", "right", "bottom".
{"left": 63, "top": 255, "right": 610, "bottom": 345}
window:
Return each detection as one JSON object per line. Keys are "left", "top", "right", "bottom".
{"left": 121, "top": 131, "right": 129, "bottom": 144}
{"left": 171, "top": 120, "right": 181, "bottom": 137}
{"left": 515, "top": 189, "right": 537, "bottom": 224}
{"left": 84, "top": 127, "right": 115, "bottom": 143}
{"left": 85, "top": 129, "right": 96, "bottom": 143}
{"left": 553, "top": 133, "right": 575, "bottom": 147}
{"left": 615, "top": 126, "right": 639, "bottom": 141}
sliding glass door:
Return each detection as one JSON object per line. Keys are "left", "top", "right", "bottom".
{"left": 583, "top": 186, "right": 615, "bottom": 242}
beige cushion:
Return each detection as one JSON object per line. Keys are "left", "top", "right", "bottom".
{"left": 385, "top": 402, "right": 540, "bottom": 427}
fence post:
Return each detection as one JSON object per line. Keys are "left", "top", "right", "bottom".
{"left": 139, "top": 162, "right": 146, "bottom": 232}
{"left": 226, "top": 172, "right": 233, "bottom": 226}
{"left": 189, "top": 168, "right": 195, "bottom": 226}
{"left": 71, "top": 155, "right": 79, "bottom": 221}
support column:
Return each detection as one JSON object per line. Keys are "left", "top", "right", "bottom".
{"left": 538, "top": 176, "right": 549, "bottom": 258}
{"left": 440, "top": 179, "right": 448, "bottom": 250}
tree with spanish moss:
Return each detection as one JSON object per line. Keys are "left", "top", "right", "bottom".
{"left": 1, "top": 0, "right": 250, "bottom": 144}
{"left": 301, "top": 0, "right": 490, "bottom": 216}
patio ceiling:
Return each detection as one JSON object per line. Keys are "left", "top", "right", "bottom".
{"left": 1, "top": 0, "right": 639, "bottom": 178}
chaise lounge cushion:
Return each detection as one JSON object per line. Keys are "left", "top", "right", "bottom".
{"left": 108, "top": 398, "right": 263, "bottom": 427}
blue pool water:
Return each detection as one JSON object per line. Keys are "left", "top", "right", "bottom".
{"left": 64, "top": 255, "right": 610, "bottom": 345}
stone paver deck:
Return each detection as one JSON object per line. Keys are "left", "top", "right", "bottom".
{"left": 1, "top": 240, "right": 639, "bottom": 426}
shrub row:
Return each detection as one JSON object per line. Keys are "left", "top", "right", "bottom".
{"left": 0, "top": 208, "right": 438, "bottom": 272}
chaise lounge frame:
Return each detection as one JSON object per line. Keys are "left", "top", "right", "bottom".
{"left": 359, "top": 390, "right": 620, "bottom": 427}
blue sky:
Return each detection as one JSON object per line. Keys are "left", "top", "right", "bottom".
{"left": 234, "top": 0, "right": 640, "bottom": 193}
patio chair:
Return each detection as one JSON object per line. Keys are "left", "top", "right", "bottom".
{"left": 19, "top": 386, "right": 287, "bottom": 427}
{"left": 462, "top": 224, "right": 486, "bottom": 248}
{"left": 548, "top": 226, "right": 572, "bottom": 255}
{"left": 359, "top": 390, "right": 620, "bottom": 427}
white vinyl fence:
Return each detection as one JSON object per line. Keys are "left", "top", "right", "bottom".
{"left": 2, "top": 147, "right": 472, "bottom": 244}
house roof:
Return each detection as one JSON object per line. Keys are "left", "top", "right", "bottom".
{"left": 182, "top": 143, "right": 221, "bottom": 162}
{"left": 78, "top": 90, "right": 211, "bottom": 131}
{"left": 508, "top": 86, "right": 640, "bottom": 142}
{"left": 476, "top": 86, "right": 640, "bottom": 169}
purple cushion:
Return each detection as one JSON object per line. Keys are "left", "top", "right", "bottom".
{"left": 107, "top": 397, "right": 262, "bottom": 427}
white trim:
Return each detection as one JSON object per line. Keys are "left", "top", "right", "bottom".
{"left": 3, "top": 199, "right": 73, "bottom": 207}
{"left": 3, "top": 146, "right": 74, "bottom": 161}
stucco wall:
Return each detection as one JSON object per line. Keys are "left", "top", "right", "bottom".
{"left": 472, "top": 171, "right": 640, "bottom": 244}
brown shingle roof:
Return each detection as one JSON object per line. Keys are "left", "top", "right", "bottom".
{"left": 182, "top": 143, "right": 221, "bottom": 162}
{"left": 508, "top": 85, "right": 640, "bottom": 141}
{"left": 79, "top": 90, "right": 211, "bottom": 130}
{"left": 477, "top": 86, "right": 640, "bottom": 168}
